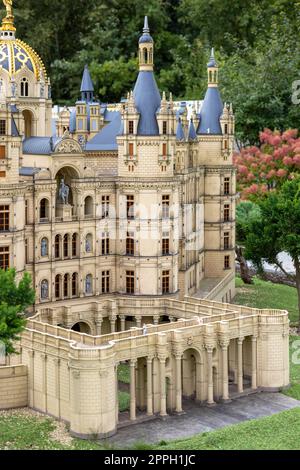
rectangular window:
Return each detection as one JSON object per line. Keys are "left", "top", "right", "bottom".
{"left": 224, "top": 177, "right": 230, "bottom": 195}
{"left": 129, "top": 142, "right": 134, "bottom": 156}
{"left": 129, "top": 121, "right": 134, "bottom": 134}
{"left": 0, "top": 246, "right": 9, "bottom": 270}
{"left": 162, "top": 270, "right": 170, "bottom": 294}
{"left": 127, "top": 195, "right": 134, "bottom": 219}
{"left": 0, "top": 205, "right": 9, "bottom": 231}
{"left": 102, "top": 234, "right": 109, "bottom": 255}
{"left": 101, "top": 270, "right": 110, "bottom": 293}
{"left": 162, "top": 237, "right": 169, "bottom": 255}
{"left": 0, "top": 145, "right": 5, "bottom": 159}
{"left": 101, "top": 195, "right": 109, "bottom": 218}
{"left": 224, "top": 232, "right": 229, "bottom": 250}
{"left": 162, "top": 195, "right": 170, "bottom": 219}
{"left": 0, "top": 171, "right": 6, "bottom": 178}
{"left": 163, "top": 143, "right": 167, "bottom": 157}
{"left": 224, "top": 255, "right": 230, "bottom": 269}
{"left": 225, "top": 124, "right": 228, "bottom": 134}
{"left": 126, "top": 232, "right": 134, "bottom": 255}
{"left": 0, "top": 120, "right": 6, "bottom": 136}
{"left": 224, "top": 204, "right": 230, "bottom": 222}
{"left": 163, "top": 121, "right": 167, "bottom": 135}
{"left": 126, "top": 270, "right": 135, "bottom": 294}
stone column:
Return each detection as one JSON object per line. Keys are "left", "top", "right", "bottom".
{"left": 136, "top": 317, "right": 142, "bottom": 329}
{"left": 120, "top": 315, "right": 126, "bottom": 332}
{"left": 206, "top": 346, "right": 214, "bottom": 405}
{"left": 251, "top": 336, "right": 257, "bottom": 390}
{"left": 175, "top": 354, "right": 183, "bottom": 413}
{"left": 159, "top": 356, "right": 167, "bottom": 416}
{"left": 146, "top": 356, "right": 153, "bottom": 416}
{"left": 169, "top": 316, "right": 175, "bottom": 323}
{"left": 220, "top": 341, "right": 230, "bottom": 401}
{"left": 153, "top": 316, "right": 159, "bottom": 325}
{"left": 110, "top": 316, "right": 116, "bottom": 333}
{"left": 237, "top": 337, "right": 244, "bottom": 393}
{"left": 95, "top": 319, "right": 102, "bottom": 336}
{"left": 130, "top": 359, "right": 137, "bottom": 421}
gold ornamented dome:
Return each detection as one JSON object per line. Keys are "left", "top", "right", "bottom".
{"left": 0, "top": 0, "right": 47, "bottom": 80}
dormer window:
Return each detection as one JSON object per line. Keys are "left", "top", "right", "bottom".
{"left": 20, "top": 78, "right": 29, "bottom": 97}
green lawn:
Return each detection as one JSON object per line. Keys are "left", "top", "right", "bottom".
{"left": 118, "top": 391, "right": 130, "bottom": 412}
{"left": 234, "top": 276, "right": 299, "bottom": 324}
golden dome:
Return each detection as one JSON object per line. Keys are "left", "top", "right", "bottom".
{"left": 0, "top": 1, "right": 47, "bottom": 80}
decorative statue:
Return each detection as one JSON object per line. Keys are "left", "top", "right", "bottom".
{"left": 11, "top": 77, "right": 16, "bottom": 98}
{"left": 143, "top": 324, "right": 148, "bottom": 336}
{"left": 41, "top": 238, "right": 48, "bottom": 257}
{"left": 41, "top": 280, "right": 48, "bottom": 299}
{"left": 85, "top": 275, "right": 92, "bottom": 294}
{"left": 58, "top": 178, "right": 70, "bottom": 205}
{"left": 85, "top": 235, "right": 92, "bottom": 253}
{"left": 3, "top": 0, "right": 13, "bottom": 18}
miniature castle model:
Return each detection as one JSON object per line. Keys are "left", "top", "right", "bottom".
{"left": 0, "top": 3, "right": 289, "bottom": 439}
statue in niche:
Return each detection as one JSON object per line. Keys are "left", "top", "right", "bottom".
{"left": 85, "top": 235, "right": 92, "bottom": 253}
{"left": 58, "top": 178, "right": 70, "bottom": 205}
{"left": 41, "top": 280, "right": 48, "bottom": 299}
{"left": 41, "top": 238, "right": 48, "bottom": 257}
{"left": 85, "top": 275, "right": 92, "bottom": 294}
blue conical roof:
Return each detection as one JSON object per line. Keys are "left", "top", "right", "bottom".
{"left": 133, "top": 71, "right": 161, "bottom": 135}
{"left": 197, "top": 87, "right": 223, "bottom": 135}
{"left": 80, "top": 65, "right": 94, "bottom": 93}
{"left": 188, "top": 119, "right": 197, "bottom": 140}
{"left": 176, "top": 118, "right": 185, "bottom": 141}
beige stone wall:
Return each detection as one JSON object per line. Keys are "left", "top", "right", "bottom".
{"left": 0, "top": 365, "right": 28, "bottom": 409}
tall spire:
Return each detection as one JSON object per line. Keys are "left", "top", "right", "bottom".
{"left": 207, "top": 47, "right": 218, "bottom": 87}
{"left": 138, "top": 15, "right": 154, "bottom": 71}
{"left": 1, "top": 0, "right": 16, "bottom": 38}
{"left": 80, "top": 65, "right": 94, "bottom": 102}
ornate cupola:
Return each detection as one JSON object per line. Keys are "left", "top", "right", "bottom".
{"left": 0, "top": 0, "right": 15, "bottom": 40}
{"left": 207, "top": 47, "right": 218, "bottom": 87}
{"left": 138, "top": 16, "right": 154, "bottom": 72}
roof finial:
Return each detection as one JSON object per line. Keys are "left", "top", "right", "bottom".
{"left": 1, "top": 0, "right": 16, "bottom": 33}
{"left": 143, "top": 15, "right": 150, "bottom": 33}
{"left": 207, "top": 47, "right": 217, "bottom": 68}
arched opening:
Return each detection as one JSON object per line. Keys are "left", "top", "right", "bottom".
{"left": 71, "top": 322, "right": 91, "bottom": 334}
{"left": 55, "top": 234, "right": 61, "bottom": 259}
{"left": 41, "top": 237, "right": 48, "bottom": 257}
{"left": 40, "top": 279, "right": 49, "bottom": 300}
{"left": 22, "top": 110, "right": 33, "bottom": 138}
{"left": 63, "top": 273, "right": 70, "bottom": 298}
{"left": 72, "top": 233, "right": 78, "bottom": 257}
{"left": 63, "top": 234, "right": 69, "bottom": 258}
{"left": 209, "top": 71, "right": 213, "bottom": 83}
{"left": 55, "top": 167, "right": 79, "bottom": 214}
{"left": 55, "top": 274, "right": 62, "bottom": 300}
{"left": 84, "top": 196, "right": 93, "bottom": 217}
{"left": 39, "top": 198, "right": 49, "bottom": 222}
{"left": 160, "top": 315, "right": 170, "bottom": 323}
{"left": 85, "top": 233, "right": 93, "bottom": 253}
{"left": 182, "top": 348, "right": 204, "bottom": 406}
{"left": 71, "top": 272, "right": 78, "bottom": 297}
{"left": 143, "top": 47, "right": 148, "bottom": 63}
{"left": 20, "top": 77, "right": 29, "bottom": 97}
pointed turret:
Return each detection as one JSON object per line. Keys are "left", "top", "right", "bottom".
{"left": 80, "top": 65, "right": 94, "bottom": 102}
{"left": 188, "top": 119, "right": 197, "bottom": 141}
{"left": 197, "top": 48, "right": 223, "bottom": 135}
{"left": 133, "top": 17, "right": 161, "bottom": 135}
{"left": 176, "top": 118, "right": 185, "bottom": 141}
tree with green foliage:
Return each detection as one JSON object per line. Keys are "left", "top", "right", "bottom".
{"left": 0, "top": 269, "right": 35, "bottom": 356}
{"left": 243, "top": 177, "right": 300, "bottom": 332}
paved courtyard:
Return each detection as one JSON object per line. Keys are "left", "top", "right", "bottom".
{"left": 102, "top": 392, "right": 300, "bottom": 448}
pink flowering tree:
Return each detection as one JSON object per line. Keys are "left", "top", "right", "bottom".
{"left": 234, "top": 129, "right": 300, "bottom": 199}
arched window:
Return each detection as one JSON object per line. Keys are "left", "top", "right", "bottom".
{"left": 41, "top": 237, "right": 48, "bottom": 257}
{"left": 72, "top": 272, "right": 78, "bottom": 297}
{"left": 85, "top": 233, "right": 93, "bottom": 253}
{"left": 72, "top": 233, "right": 78, "bottom": 257}
{"left": 20, "top": 77, "right": 29, "bottom": 97}
{"left": 84, "top": 196, "right": 93, "bottom": 217}
{"left": 39, "top": 198, "right": 49, "bottom": 222}
{"left": 214, "top": 71, "right": 217, "bottom": 83}
{"left": 41, "top": 279, "right": 49, "bottom": 300}
{"left": 85, "top": 274, "right": 93, "bottom": 294}
{"left": 55, "top": 274, "right": 62, "bottom": 299}
{"left": 209, "top": 71, "right": 213, "bottom": 83}
{"left": 63, "top": 234, "right": 69, "bottom": 258}
{"left": 63, "top": 273, "right": 69, "bottom": 298}
{"left": 143, "top": 47, "right": 148, "bottom": 63}
{"left": 55, "top": 234, "right": 61, "bottom": 259}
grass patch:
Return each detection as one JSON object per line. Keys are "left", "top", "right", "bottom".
{"left": 234, "top": 276, "right": 299, "bottom": 324}
{"left": 118, "top": 363, "right": 130, "bottom": 383}
{"left": 283, "top": 335, "right": 300, "bottom": 401}
{"left": 118, "top": 391, "right": 130, "bottom": 412}
{"left": 149, "top": 407, "right": 300, "bottom": 450}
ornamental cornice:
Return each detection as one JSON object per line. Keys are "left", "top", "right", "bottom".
{"left": 85, "top": 151, "right": 118, "bottom": 158}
